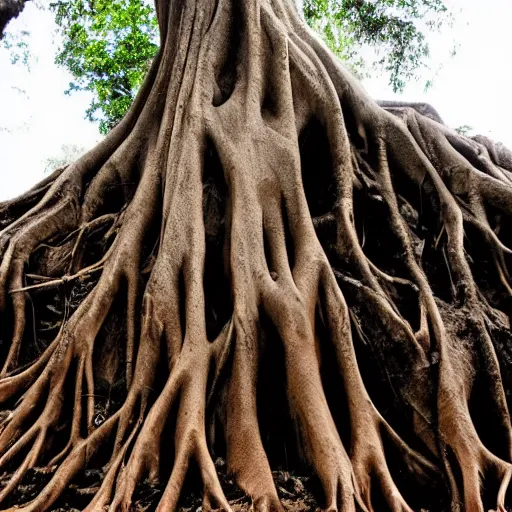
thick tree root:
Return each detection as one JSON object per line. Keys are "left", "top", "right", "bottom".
{"left": 1, "top": 0, "right": 512, "bottom": 510}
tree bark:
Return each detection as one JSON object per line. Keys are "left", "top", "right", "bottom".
{"left": 0, "top": 0, "right": 27, "bottom": 38}
{"left": 1, "top": 0, "right": 512, "bottom": 511}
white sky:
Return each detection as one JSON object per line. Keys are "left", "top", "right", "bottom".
{"left": 0, "top": 0, "right": 511, "bottom": 201}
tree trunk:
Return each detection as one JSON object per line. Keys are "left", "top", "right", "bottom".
{"left": 0, "top": 0, "right": 27, "bottom": 38}
{"left": 1, "top": 1, "right": 512, "bottom": 511}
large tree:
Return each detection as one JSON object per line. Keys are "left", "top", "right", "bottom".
{"left": 1, "top": 1, "right": 512, "bottom": 511}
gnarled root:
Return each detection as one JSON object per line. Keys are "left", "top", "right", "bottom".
{"left": 1, "top": 0, "right": 512, "bottom": 510}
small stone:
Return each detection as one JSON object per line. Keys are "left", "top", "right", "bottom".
{"left": 291, "top": 477, "right": 305, "bottom": 493}
{"left": 93, "top": 413, "right": 105, "bottom": 427}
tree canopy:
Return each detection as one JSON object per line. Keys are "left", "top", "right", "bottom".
{"left": 51, "top": 0, "right": 159, "bottom": 134}
{"left": 49, "top": 0, "right": 449, "bottom": 134}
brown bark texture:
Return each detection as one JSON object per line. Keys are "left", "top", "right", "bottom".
{"left": 2, "top": 0, "right": 512, "bottom": 511}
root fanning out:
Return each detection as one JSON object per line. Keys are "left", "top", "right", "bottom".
{"left": 1, "top": 0, "right": 512, "bottom": 510}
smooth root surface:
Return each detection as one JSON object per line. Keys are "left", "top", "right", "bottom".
{"left": 1, "top": 1, "right": 512, "bottom": 511}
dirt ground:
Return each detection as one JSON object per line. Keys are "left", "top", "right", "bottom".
{"left": 2, "top": 458, "right": 320, "bottom": 511}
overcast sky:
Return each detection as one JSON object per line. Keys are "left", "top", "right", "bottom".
{"left": 0, "top": 0, "right": 511, "bottom": 201}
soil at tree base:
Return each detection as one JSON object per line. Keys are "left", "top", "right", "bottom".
{"left": 3, "top": 459, "right": 321, "bottom": 511}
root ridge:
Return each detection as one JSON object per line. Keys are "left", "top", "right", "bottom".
{"left": 1, "top": 0, "right": 512, "bottom": 510}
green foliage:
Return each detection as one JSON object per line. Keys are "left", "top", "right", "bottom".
{"left": 1, "top": 28, "right": 33, "bottom": 68}
{"left": 50, "top": 0, "right": 450, "bottom": 134}
{"left": 454, "top": 125, "right": 473, "bottom": 137}
{"left": 303, "top": 0, "right": 450, "bottom": 92}
{"left": 50, "top": 0, "right": 159, "bottom": 134}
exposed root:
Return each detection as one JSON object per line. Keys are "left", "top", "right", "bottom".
{"left": 1, "top": 0, "right": 512, "bottom": 510}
